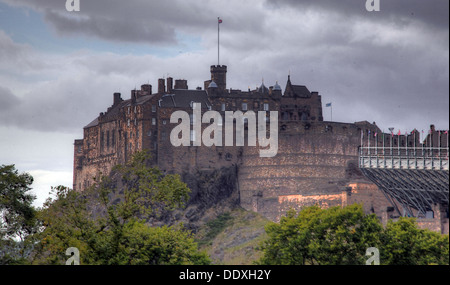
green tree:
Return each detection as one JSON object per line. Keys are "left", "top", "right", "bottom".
{"left": 258, "top": 204, "right": 383, "bottom": 265}
{"left": 0, "top": 164, "right": 38, "bottom": 264}
{"left": 258, "top": 204, "right": 449, "bottom": 265}
{"left": 33, "top": 151, "right": 210, "bottom": 265}
{"left": 381, "top": 217, "right": 449, "bottom": 265}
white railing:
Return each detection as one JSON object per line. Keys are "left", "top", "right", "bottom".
{"left": 359, "top": 147, "right": 449, "bottom": 171}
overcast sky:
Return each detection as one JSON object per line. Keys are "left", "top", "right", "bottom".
{"left": 0, "top": 0, "right": 448, "bottom": 207}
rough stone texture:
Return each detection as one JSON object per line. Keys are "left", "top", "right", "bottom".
{"left": 73, "top": 64, "right": 448, "bottom": 233}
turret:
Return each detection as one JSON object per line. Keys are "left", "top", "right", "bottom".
{"left": 210, "top": 65, "right": 227, "bottom": 91}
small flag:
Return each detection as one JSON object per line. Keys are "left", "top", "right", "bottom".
{"left": 397, "top": 130, "right": 401, "bottom": 136}
{"left": 218, "top": 18, "right": 222, "bottom": 24}
{"left": 374, "top": 132, "right": 377, "bottom": 137}
{"left": 445, "top": 130, "right": 448, "bottom": 134}
{"left": 326, "top": 102, "right": 332, "bottom": 107}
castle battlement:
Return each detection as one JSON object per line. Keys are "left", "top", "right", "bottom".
{"left": 72, "top": 64, "right": 429, "bottom": 225}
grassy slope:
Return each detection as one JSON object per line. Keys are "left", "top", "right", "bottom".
{"left": 195, "top": 207, "right": 270, "bottom": 265}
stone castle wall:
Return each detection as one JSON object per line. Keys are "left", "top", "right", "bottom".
{"left": 73, "top": 65, "right": 447, "bottom": 233}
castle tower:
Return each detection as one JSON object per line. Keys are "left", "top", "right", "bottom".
{"left": 210, "top": 65, "right": 227, "bottom": 91}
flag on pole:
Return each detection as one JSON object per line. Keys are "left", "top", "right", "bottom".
{"left": 326, "top": 103, "right": 332, "bottom": 107}
{"left": 217, "top": 17, "right": 222, "bottom": 65}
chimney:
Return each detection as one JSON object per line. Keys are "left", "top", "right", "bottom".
{"left": 174, "top": 79, "right": 188, "bottom": 90}
{"left": 131, "top": 89, "right": 137, "bottom": 104}
{"left": 141, "top": 84, "right": 152, "bottom": 95}
{"left": 158, "top": 78, "right": 165, "bottom": 94}
{"left": 113, "top": 92, "right": 122, "bottom": 106}
{"left": 167, "top": 77, "right": 173, "bottom": 93}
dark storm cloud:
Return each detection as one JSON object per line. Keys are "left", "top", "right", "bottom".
{"left": 0, "top": 0, "right": 265, "bottom": 45}
{"left": 0, "top": 0, "right": 448, "bottom": 134}
{"left": 0, "top": 86, "right": 21, "bottom": 112}
{"left": 266, "top": 0, "right": 449, "bottom": 30}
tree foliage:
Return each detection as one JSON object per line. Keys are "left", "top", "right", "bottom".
{"left": 0, "top": 164, "right": 38, "bottom": 264}
{"left": 258, "top": 204, "right": 449, "bottom": 265}
{"left": 31, "top": 151, "right": 210, "bottom": 265}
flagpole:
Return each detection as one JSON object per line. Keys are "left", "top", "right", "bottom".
{"left": 447, "top": 130, "right": 448, "bottom": 159}
{"left": 326, "top": 103, "right": 332, "bottom": 121}
{"left": 422, "top": 131, "right": 424, "bottom": 157}
{"left": 218, "top": 17, "right": 220, "bottom": 66}
{"left": 405, "top": 131, "right": 408, "bottom": 156}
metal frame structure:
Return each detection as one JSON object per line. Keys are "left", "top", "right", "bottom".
{"left": 359, "top": 146, "right": 449, "bottom": 218}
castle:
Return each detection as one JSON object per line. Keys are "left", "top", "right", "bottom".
{"left": 73, "top": 64, "right": 448, "bottom": 233}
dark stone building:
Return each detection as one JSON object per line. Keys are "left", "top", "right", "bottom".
{"left": 73, "top": 64, "right": 448, "bottom": 233}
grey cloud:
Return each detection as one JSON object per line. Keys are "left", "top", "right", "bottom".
{"left": 0, "top": 0, "right": 267, "bottom": 45}
{"left": 0, "top": 0, "right": 447, "bottom": 135}
{"left": 0, "top": 86, "right": 21, "bottom": 112}
{"left": 266, "top": 0, "right": 449, "bottom": 30}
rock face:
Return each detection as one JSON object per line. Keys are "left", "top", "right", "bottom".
{"left": 178, "top": 166, "right": 241, "bottom": 232}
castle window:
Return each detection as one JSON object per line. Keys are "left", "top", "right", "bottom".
{"left": 134, "top": 118, "right": 137, "bottom": 126}
{"left": 162, "top": 131, "right": 167, "bottom": 141}
{"left": 147, "top": 131, "right": 152, "bottom": 136}
{"left": 127, "top": 119, "right": 130, "bottom": 127}
{"left": 163, "top": 120, "right": 167, "bottom": 125}
{"left": 221, "top": 103, "right": 226, "bottom": 111}
{"left": 263, "top": 103, "right": 269, "bottom": 111}
{"left": 152, "top": 118, "right": 156, "bottom": 125}
{"left": 152, "top": 105, "right": 156, "bottom": 112}
{"left": 242, "top": 103, "right": 248, "bottom": 111}
{"left": 112, "top": 132, "right": 115, "bottom": 146}
{"left": 128, "top": 107, "right": 130, "bottom": 114}
{"left": 106, "top": 131, "right": 110, "bottom": 148}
